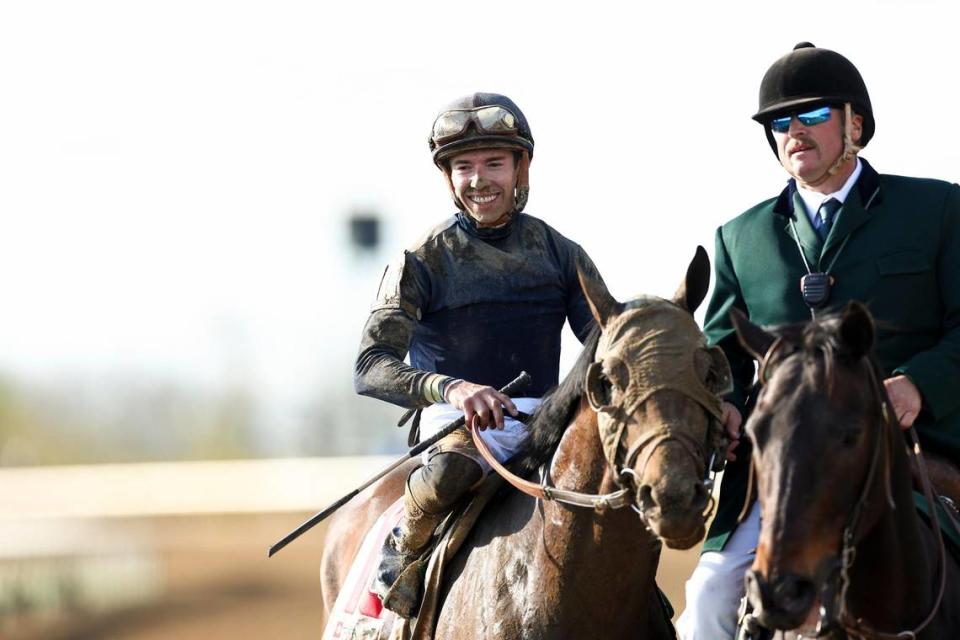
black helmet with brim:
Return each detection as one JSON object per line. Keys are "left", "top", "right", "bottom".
{"left": 754, "top": 43, "right": 874, "bottom": 154}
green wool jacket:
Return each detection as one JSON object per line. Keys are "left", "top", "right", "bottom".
{"left": 702, "top": 158, "right": 960, "bottom": 552}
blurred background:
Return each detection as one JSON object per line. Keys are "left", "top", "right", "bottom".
{"left": 2, "top": 0, "right": 959, "bottom": 637}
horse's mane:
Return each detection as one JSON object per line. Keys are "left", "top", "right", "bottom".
{"left": 513, "top": 325, "right": 601, "bottom": 477}
{"left": 770, "top": 309, "right": 887, "bottom": 392}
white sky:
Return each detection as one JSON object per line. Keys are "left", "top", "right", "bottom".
{"left": 2, "top": 1, "right": 959, "bottom": 432}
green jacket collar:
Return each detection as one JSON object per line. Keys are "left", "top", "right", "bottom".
{"left": 773, "top": 158, "right": 883, "bottom": 267}
{"left": 772, "top": 157, "right": 883, "bottom": 219}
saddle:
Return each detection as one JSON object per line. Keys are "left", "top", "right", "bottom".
{"left": 910, "top": 451, "right": 960, "bottom": 557}
{"left": 911, "top": 450, "right": 960, "bottom": 509}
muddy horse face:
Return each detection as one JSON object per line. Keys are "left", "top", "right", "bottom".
{"left": 732, "top": 303, "right": 888, "bottom": 631}
{"left": 578, "top": 247, "right": 732, "bottom": 549}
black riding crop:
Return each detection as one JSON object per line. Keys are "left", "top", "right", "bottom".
{"left": 267, "top": 371, "right": 531, "bottom": 557}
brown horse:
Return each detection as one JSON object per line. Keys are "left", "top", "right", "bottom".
{"left": 320, "top": 247, "right": 733, "bottom": 639}
{"left": 732, "top": 302, "right": 960, "bottom": 639}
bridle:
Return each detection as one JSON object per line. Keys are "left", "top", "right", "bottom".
{"left": 751, "top": 340, "right": 953, "bottom": 640}
{"left": 471, "top": 303, "right": 730, "bottom": 524}
{"left": 828, "top": 363, "right": 949, "bottom": 640}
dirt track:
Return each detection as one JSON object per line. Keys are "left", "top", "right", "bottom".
{"left": 2, "top": 512, "right": 701, "bottom": 639}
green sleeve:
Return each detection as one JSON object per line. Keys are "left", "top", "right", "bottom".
{"left": 703, "top": 226, "right": 755, "bottom": 415}
{"left": 894, "top": 183, "right": 960, "bottom": 421}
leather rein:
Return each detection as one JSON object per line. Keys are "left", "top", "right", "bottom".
{"left": 469, "top": 378, "right": 726, "bottom": 518}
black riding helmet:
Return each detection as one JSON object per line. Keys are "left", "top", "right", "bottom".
{"left": 428, "top": 92, "right": 534, "bottom": 165}
{"left": 753, "top": 43, "right": 874, "bottom": 156}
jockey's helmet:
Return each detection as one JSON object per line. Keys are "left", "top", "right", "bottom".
{"left": 429, "top": 92, "right": 534, "bottom": 213}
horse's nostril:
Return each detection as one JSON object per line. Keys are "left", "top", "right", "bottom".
{"left": 638, "top": 484, "right": 655, "bottom": 509}
{"left": 694, "top": 482, "right": 709, "bottom": 501}
{"left": 774, "top": 574, "right": 816, "bottom": 608}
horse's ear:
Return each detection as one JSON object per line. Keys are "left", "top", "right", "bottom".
{"left": 577, "top": 267, "right": 623, "bottom": 329}
{"left": 672, "top": 246, "right": 711, "bottom": 314}
{"left": 839, "top": 301, "right": 875, "bottom": 360}
{"left": 730, "top": 307, "right": 776, "bottom": 362}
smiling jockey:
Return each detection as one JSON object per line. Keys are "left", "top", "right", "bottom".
{"left": 354, "top": 92, "right": 606, "bottom": 617}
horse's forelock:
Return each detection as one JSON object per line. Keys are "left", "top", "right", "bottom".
{"left": 769, "top": 310, "right": 885, "bottom": 408}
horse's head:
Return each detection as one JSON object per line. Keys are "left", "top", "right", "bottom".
{"left": 578, "top": 247, "right": 732, "bottom": 549}
{"left": 732, "top": 302, "right": 893, "bottom": 632}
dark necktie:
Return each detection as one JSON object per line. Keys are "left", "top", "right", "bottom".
{"left": 815, "top": 198, "right": 841, "bottom": 239}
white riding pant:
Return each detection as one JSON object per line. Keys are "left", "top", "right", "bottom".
{"left": 676, "top": 500, "right": 761, "bottom": 640}
{"left": 418, "top": 397, "right": 542, "bottom": 470}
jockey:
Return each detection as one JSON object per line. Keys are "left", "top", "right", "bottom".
{"left": 354, "top": 92, "right": 605, "bottom": 617}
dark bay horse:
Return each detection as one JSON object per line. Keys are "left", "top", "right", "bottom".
{"left": 732, "top": 302, "right": 960, "bottom": 639}
{"left": 320, "top": 247, "right": 733, "bottom": 639}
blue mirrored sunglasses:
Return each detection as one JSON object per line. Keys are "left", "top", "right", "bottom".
{"left": 769, "top": 106, "right": 832, "bottom": 133}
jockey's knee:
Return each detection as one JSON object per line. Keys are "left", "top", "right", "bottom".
{"left": 407, "top": 452, "right": 483, "bottom": 515}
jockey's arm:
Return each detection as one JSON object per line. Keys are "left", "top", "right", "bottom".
{"left": 354, "top": 251, "right": 457, "bottom": 409}
{"left": 354, "top": 304, "right": 457, "bottom": 409}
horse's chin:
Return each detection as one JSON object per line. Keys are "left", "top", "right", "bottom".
{"left": 646, "top": 513, "right": 705, "bottom": 550}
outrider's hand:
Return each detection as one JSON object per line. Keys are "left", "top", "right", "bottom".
{"left": 721, "top": 401, "right": 743, "bottom": 462}
{"left": 884, "top": 375, "right": 922, "bottom": 429}
{"left": 445, "top": 381, "right": 518, "bottom": 431}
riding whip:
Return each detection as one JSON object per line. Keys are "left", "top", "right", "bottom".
{"left": 267, "top": 370, "right": 531, "bottom": 557}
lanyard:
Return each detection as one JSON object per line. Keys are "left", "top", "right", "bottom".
{"left": 788, "top": 187, "right": 879, "bottom": 318}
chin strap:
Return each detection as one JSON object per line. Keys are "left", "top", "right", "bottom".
{"left": 793, "top": 103, "right": 864, "bottom": 190}
{"left": 514, "top": 150, "right": 530, "bottom": 212}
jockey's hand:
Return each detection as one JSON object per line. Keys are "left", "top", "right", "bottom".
{"left": 445, "top": 381, "right": 518, "bottom": 431}
{"left": 884, "top": 375, "right": 922, "bottom": 429}
{"left": 721, "top": 401, "right": 743, "bottom": 462}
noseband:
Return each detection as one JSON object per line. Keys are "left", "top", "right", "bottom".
{"left": 589, "top": 389, "right": 727, "bottom": 522}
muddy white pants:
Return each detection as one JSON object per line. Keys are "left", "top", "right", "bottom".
{"left": 675, "top": 501, "right": 761, "bottom": 640}
{"left": 418, "top": 397, "right": 542, "bottom": 470}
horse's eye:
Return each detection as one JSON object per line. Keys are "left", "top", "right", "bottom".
{"left": 840, "top": 428, "right": 860, "bottom": 447}
{"left": 605, "top": 359, "right": 630, "bottom": 391}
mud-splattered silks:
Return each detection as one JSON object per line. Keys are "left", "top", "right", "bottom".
{"left": 355, "top": 212, "right": 600, "bottom": 408}
{"left": 586, "top": 298, "right": 732, "bottom": 479}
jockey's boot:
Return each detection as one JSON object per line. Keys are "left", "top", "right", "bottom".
{"left": 374, "top": 452, "right": 483, "bottom": 617}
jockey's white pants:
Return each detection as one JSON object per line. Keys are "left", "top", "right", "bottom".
{"left": 418, "top": 397, "right": 542, "bottom": 470}
{"left": 676, "top": 500, "right": 761, "bottom": 640}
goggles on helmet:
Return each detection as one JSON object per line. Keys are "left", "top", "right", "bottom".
{"left": 431, "top": 106, "right": 519, "bottom": 145}
{"left": 769, "top": 106, "right": 832, "bottom": 133}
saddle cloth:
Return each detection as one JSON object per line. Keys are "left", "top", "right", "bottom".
{"left": 322, "top": 499, "right": 404, "bottom": 640}
{"left": 322, "top": 474, "right": 505, "bottom": 640}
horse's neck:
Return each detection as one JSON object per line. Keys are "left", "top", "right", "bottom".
{"left": 532, "top": 398, "right": 659, "bottom": 609}
{"left": 847, "top": 426, "right": 940, "bottom": 628}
